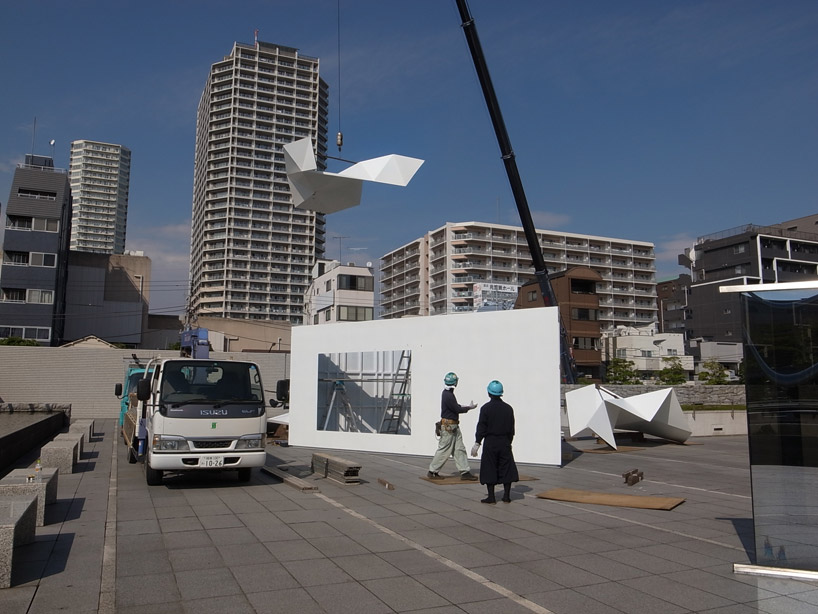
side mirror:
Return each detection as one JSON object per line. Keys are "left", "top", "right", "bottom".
{"left": 114, "top": 383, "right": 123, "bottom": 397}
{"left": 276, "top": 379, "right": 290, "bottom": 403}
{"left": 136, "top": 378, "right": 151, "bottom": 401}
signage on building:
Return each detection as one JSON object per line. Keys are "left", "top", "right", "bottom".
{"left": 473, "top": 283, "right": 519, "bottom": 311}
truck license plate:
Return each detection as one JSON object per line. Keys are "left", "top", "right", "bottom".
{"left": 200, "top": 455, "right": 224, "bottom": 468}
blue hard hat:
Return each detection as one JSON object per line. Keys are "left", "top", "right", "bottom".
{"left": 444, "top": 372, "right": 458, "bottom": 386}
{"left": 487, "top": 380, "right": 504, "bottom": 396}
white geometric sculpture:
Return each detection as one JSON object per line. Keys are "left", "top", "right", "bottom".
{"left": 565, "top": 384, "right": 692, "bottom": 450}
{"left": 283, "top": 137, "right": 424, "bottom": 214}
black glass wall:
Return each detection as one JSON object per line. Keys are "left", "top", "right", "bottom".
{"left": 742, "top": 289, "right": 818, "bottom": 570}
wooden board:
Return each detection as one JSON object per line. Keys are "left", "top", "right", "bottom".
{"left": 537, "top": 487, "right": 685, "bottom": 510}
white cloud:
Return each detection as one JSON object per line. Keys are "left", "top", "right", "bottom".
{"left": 531, "top": 210, "right": 571, "bottom": 229}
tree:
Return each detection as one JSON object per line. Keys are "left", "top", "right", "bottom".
{"left": 0, "top": 337, "right": 40, "bottom": 346}
{"left": 698, "top": 359, "right": 729, "bottom": 385}
{"left": 605, "top": 358, "right": 642, "bottom": 384}
{"left": 656, "top": 356, "right": 687, "bottom": 385}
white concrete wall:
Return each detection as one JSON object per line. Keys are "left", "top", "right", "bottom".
{"left": 289, "top": 307, "right": 563, "bottom": 465}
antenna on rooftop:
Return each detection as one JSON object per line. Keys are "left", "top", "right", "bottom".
{"left": 254, "top": 28, "right": 259, "bottom": 48}
{"left": 30, "top": 117, "right": 37, "bottom": 158}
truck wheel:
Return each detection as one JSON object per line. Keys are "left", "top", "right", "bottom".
{"left": 145, "top": 457, "right": 163, "bottom": 486}
{"left": 237, "top": 468, "right": 252, "bottom": 482}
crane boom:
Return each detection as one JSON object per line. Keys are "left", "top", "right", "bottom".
{"left": 455, "top": 0, "right": 578, "bottom": 383}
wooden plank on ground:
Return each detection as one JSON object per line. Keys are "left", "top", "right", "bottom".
{"left": 537, "top": 487, "right": 684, "bottom": 510}
{"left": 261, "top": 465, "right": 319, "bottom": 491}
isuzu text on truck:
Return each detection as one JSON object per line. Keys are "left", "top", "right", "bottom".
{"left": 122, "top": 358, "right": 269, "bottom": 485}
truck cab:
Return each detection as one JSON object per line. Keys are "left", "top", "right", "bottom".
{"left": 126, "top": 358, "right": 268, "bottom": 485}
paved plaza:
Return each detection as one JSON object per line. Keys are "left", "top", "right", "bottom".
{"left": 2, "top": 420, "right": 818, "bottom": 613}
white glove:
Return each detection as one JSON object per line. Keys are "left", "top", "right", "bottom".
{"left": 470, "top": 442, "right": 481, "bottom": 457}
{"left": 468, "top": 402, "right": 477, "bottom": 409}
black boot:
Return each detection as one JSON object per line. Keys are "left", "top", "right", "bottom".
{"left": 481, "top": 485, "right": 496, "bottom": 504}
{"left": 502, "top": 483, "right": 511, "bottom": 503}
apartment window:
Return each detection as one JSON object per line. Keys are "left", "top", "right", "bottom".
{"left": 6, "top": 216, "right": 32, "bottom": 230}
{"left": 527, "top": 290, "right": 537, "bottom": 301}
{"left": 313, "top": 314, "right": 319, "bottom": 324}
{"left": 572, "top": 337, "right": 599, "bottom": 350}
{"left": 3, "top": 251, "right": 28, "bottom": 265}
{"left": 17, "top": 188, "right": 56, "bottom": 200}
{"left": 338, "top": 306, "right": 374, "bottom": 322}
{"left": 667, "top": 349, "right": 678, "bottom": 356}
{"left": 324, "top": 309, "right": 331, "bottom": 321}
{"left": 32, "top": 218, "right": 59, "bottom": 232}
{"left": 27, "top": 289, "right": 54, "bottom": 304}
{"left": 30, "top": 253, "right": 57, "bottom": 267}
{"left": 640, "top": 350, "right": 653, "bottom": 357}
{"left": 325, "top": 280, "right": 332, "bottom": 291}
{"left": 571, "top": 308, "right": 599, "bottom": 321}
{"left": 1, "top": 288, "right": 25, "bottom": 302}
{"left": 337, "top": 274, "right": 373, "bottom": 291}
{"left": 616, "top": 349, "right": 627, "bottom": 358}
{"left": 0, "top": 325, "right": 50, "bottom": 341}
{"left": 733, "top": 244, "right": 746, "bottom": 254}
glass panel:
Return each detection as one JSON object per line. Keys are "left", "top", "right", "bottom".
{"left": 742, "top": 288, "right": 818, "bottom": 570}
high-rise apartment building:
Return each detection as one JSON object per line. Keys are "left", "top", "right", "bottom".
{"left": 188, "top": 40, "right": 328, "bottom": 324}
{"left": 0, "top": 155, "right": 72, "bottom": 345}
{"left": 381, "top": 221, "right": 657, "bottom": 332}
{"left": 68, "top": 140, "right": 131, "bottom": 254}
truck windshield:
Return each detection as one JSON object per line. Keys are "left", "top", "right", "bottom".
{"left": 160, "top": 361, "right": 263, "bottom": 406}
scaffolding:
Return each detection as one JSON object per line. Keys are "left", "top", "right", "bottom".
{"left": 379, "top": 350, "right": 411, "bottom": 433}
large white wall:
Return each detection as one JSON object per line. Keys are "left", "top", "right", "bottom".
{"left": 289, "top": 307, "right": 562, "bottom": 465}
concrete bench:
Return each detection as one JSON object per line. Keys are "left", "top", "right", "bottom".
{"left": 55, "top": 431, "right": 84, "bottom": 457}
{"left": 40, "top": 438, "right": 79, "bottom": 475}
{"left": 70, "top": 419, "right": 95, "bottom": 443}
{"left": 0, "top": 468, "right": 59, "bottom": 526}
{"left": 0, "top": 495, "right": 37, "bottom": 588}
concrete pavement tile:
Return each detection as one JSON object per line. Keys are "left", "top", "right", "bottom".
{"left": 266, "top": 539, "right": 325, "bottom": 562}
{"left": 116, "top": 549, "right": 172, "bottom": 576}
{"left": 399, "top": 527, "right": 466, "bottom": 548}
{"left": 307, "top": 535, "right": 375, "bottom": 558}
{"left": 198, "top": 513, "right": 245, "bottom": 529}
{"left": 668, "top": 568, "right": 779, "bottom": 603}
{"left": 527, "top": 587, "right": 633, "bottom": 614}
{"left": 599, "top": 547, "right": 691, "bottom": 574}
{"left": 181, "top": 594, "right": 256, "bottom": 614}
{"left": 247, "top": 521, "right": 301, "bottom": 542}
{"left": 162, "top": 529, "right": 213, "bottom": 549}
{"left": 246, "top": 587, "right": 325, "bottom": 614}
{"left": 379, "top": 549, "right": 451, "bottom": 575}
{"left": 159, "top": 515, "right": 205, "bottom": 532}
{"left": 429, "top": 543, "right": 507, "bottom": 569}
{"left": 175, "top": 567, "right": 242, "bottom": 601}
{"left": 189, "top": 502, "right": 232, "bottom": 516}
{"left": 306, "top": 581, "right": 394, "bottom": 614}
{"left": 281, "top": 556, "right": 356, "bottom": 587}
{"left": 470, "top": 538, "right": 546, "bottom": 564}
{"left": 457, "top": 596, "right": 537, "bottom": 613}
{"left": 0, "top": 586, "right": 36, "bottom": 612}
{"left": 695, "top": 606, "right": 766, "bottom": 614}
{"left": 349, "top": 531, "right": 414, "bottom": 554}
{"left": 118, "top": 602, "right": 185, "bottom": 614}
{"left": 118, "top": 533, "right": 166, "bottom": 553}
{"left": 229, "top": 561, "right": 299, "bottom": 593}
{"left": 155, "top": 505, "right": 195, "bottom": 519}
{"left": 414, "top": 569, "right": 503, "bottom": 604}
{"left": 332, "top": 553, "right": 404, "bottom": 581}
{"left": 472, "top": 563, "right": 562, "bottom": 594}
{"left": 206, "top": 526, "right": 258, "bottom": 545}
{"left": 509, "top": 535, "right": 586, "bottom": 558}
{"left": 577, "top": 580, "right": 691, "bottom": 614}
{"left": 363, "top": 576, "right": 450, "bottom": 612}
{"left": 218, "top": 542, "right": 276, "bottom": 566}
{"left": 559, "top": 552, "right": 651, "bottom": 581}
{"left": 519, "top": 558, "right": 607, "bottom": 588}
{"left": 621, "top": 573, "right": 735, "bottom": 610}
{"left": 755, "top": 596, "right": 818, "bottom": 613}
{"left": 291, "top": 520, "right": 343, "bottom": 539}
{"left": 116, "top": 518, "right": 161, "bottom": 535}
{"left": 116, "top": 572, "right": 181, "bottom": 607}
{"left": 168, "top": 546, "right": 225, "bottom": 572}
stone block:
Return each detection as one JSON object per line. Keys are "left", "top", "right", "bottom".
{"left": 70, "top": 419, "right": 95, "bottom": 442}
{"left": 0, "top": 495, "right": 37, "bottom": 588}
{"left": 0, "top": 468, "right": 59, "bottom": 526}
{"left": 55, "top": 431, "right": 84, "bottom": 456}
{"left": 40, "top": 439, "right": 78, "bottom": 475}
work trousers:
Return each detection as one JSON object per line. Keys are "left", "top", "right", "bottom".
{"left": 429, "top": 425, "right": 471, "bottom": 474}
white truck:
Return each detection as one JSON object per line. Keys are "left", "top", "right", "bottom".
{"left": 123, "top": 357, "right": 269, "bottom": 485}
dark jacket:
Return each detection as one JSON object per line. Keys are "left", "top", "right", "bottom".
{"left": 475, "top": 396, "right": 519, "bottom": 485}
{"left": 440, "top": 387, "right": 471, "bottom": 421}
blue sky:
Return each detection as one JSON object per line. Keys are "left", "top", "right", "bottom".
{"left": 2, "top": 0, "right": 817, "bottom": 314}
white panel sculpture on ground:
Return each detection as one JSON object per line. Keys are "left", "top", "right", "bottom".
{"left": 287, "top": 308, "right": 563, "bottom": 466}
{"left": 283, "top": 137, "right": 424, "bottom": 214}
{"left": 565, "top": 384, "right": 692, "bottom": 449}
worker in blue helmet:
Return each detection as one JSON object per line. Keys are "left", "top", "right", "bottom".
{"left": 427, "top": 372, "right": 478, "bottom": 481}
{"left": 471, "top": 379, "right": 519, "bottom": 503}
